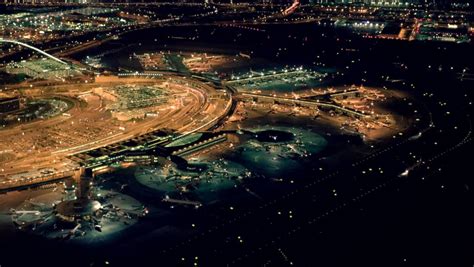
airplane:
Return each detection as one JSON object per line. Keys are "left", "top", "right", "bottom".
{"left": 282, "top": 0, "right": 301, "bottom": 16}
{"left": 61, "top": 223, "right": 85, "bottom": 240}
{"left": 399, "top": 160, "right": 423, "bottom": 177}
{"left": 9, "top": 209, "right": 41, "bottom": 216}
{"left": 399, "top": 169, "right": 410, "bottom": 177}
{"left": 162, "top": 195, "right": 202, "bottom": 208}
{"left": 408, "top": 132, "right": 423, "bottom": 141}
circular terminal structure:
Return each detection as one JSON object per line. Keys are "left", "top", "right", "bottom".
{"left": 233, "top": 126, "right": 328, "bottom": 177}
{"left": 0, "top": 74, "right": 233, "bottom": 191}
{"left": 55, "top": 199, "right": 102, "bottom": 223}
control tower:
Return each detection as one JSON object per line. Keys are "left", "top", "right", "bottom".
{"left": 55, "top": 168, "right": 101, "bottom": 223}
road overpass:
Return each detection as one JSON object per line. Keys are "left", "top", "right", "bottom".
{"left": 0, "top": 38, "right": 68, "bottom": 65}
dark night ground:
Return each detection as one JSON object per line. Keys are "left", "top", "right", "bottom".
{"left": 1, "top": 136, "right": 472, "bottom": 267}
{"left": 1, "top": 22, "right": 473, "bottom": 267}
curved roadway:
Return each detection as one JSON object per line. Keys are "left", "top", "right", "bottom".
{"left": 0, "top": 38, "right": 68, "bottom": 65}
{"left": 0, "top": 75, "right": 233, "bottom": 190}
